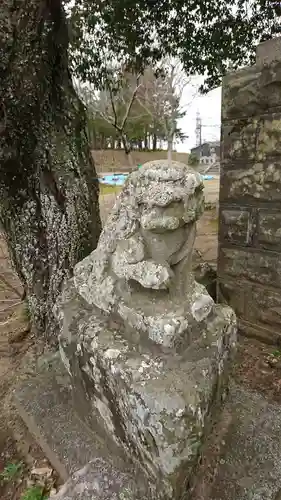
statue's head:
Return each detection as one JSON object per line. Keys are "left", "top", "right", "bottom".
{"left": 137, "top": 161, "right": 204, "bottom": 225}
{"left": 135, "top": 161, "right": 204, "bottom": 263}
{"left": 99, "top": 160, "right": 204, "bottom": 260}
{"left": 74, "top": 160, "right": 206, "bottom": 312}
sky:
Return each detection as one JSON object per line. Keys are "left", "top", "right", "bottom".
{"left": 176, "top": 78, "right": 221, "bottom": 153}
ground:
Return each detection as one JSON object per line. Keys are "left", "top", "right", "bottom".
{"left": 92, "top": 149, "right": 190, "bottom": 173}
{"left": 233, "top": 336, "right": 281, "bottom": 405}
{"left": 1, "top": 178, "right": 281, "bottom": 499}
{"left": 0, "top": 234, "right": 60, "bottom": 499}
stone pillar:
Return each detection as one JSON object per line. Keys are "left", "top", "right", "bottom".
{"left": 218, "top": 37, "right": 281, "bottom": 343}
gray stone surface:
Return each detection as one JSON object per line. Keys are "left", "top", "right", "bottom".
{"left": 72, "top": 160, "right": 216, "bottom": 347}
{"left": 49, "top": 458, "right": 159, "bottom": 500}
{"left": 14, "top": 357, "right": 128, "bottom": 483}
{"left": 192, "top": 249, "right": 217, "bottom": 300}
{"left": 15, "top": 355, "right": 281, "bottom": 500}
{"left": 191, "top": 382, "right": 281, "bottom": 500}
{"left": 59, "top": 282, "right": 236, "bottom": 494}
{"left": 15, "top": 357, "right": 281, "bottom": 500}
{"left": 256, "top": 37, "right": 281, "bottom": 66}
{"left": 70, "top": 161, "right": 227, "bottom": 349}
{"left": 56, "top": 160, "right": 237, "bottom": 498}
{"left": 218, "top": 37, "right": 281, "bottom": 343}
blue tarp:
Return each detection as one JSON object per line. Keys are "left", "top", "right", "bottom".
{"left": 99, "top": 174, "right": 128, "bottom": 186}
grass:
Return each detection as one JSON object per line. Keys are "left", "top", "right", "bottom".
{"left": 0, "top": 462, "right": 49, "bottom": 500}
{"left": 21, "top": 485, "right": 47, "bottom": 500}
{"left": 99, "top": 184, "right": 122, "bottom": 196}
{"left": 0, "top": 461, "right": 23, "bottom": 482}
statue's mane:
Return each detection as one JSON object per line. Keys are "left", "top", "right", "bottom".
{"left": 98, "top": 161, "right": 203, "bottom": 256}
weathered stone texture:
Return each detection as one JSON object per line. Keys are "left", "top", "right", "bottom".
{"left": 219, "top": 278, "right": 281, "bottom": 339}
{"left": 220, "top": 161, "right": 281, "bottom": 203}
{"left": 72, "top": 161, "right": 212, "bottom": 350}
{"left": 59, "top": 281, "right": 236, "bottom": 497}
{"left": 56, "top": 160, "right": 237, "bottom": 498}
{"left": 49, "top": 458, "right": 157, "bottom": 500}
{"left": 219, "top": 248, "right": 281, "bottom": 288}
{"left": 222, "top": 114, "right": 281, "bottom": 163}
{"left": 218, "top": 279, "right": 246, "bottom": 318}
{"left": 246, "top": 286, "right": 281, "bottom": 331}
{"left": 256, "top": 36, "right": 281, "bottom": 66}
{"left": 221, "top": 209, "right": 252, "bottom": 245}
{"left": 218, "top": 38, "right": 281, "bottom": 342}
{"left": 257, "top": 211, "right": 281, "bottom": 247}
{"left": 222, "top": 60, "right": 281, "bottom": 121}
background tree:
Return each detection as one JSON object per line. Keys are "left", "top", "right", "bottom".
{"left": 77, "top": 64, "right": 190, "bottom": 155}
{"left": 137, "top": 59, "right": 196, "bottom": 163}
{"left": 90, "top": 70, "right": 141, "bottom": 169}
{"left": 75, "top": 82, "right": 116, "bottom": 149}
{"left": 188, "top": 153, "right": 200, "bottom": 167}
{"left": 70, "top": 1, "right": 279, "bottom": 91}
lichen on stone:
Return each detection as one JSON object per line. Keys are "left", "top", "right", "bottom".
{"left": 57, "top": 160, "right": 237, "bottom": 498}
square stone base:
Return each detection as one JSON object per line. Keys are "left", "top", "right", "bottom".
{"left": 58, "top": 283, "right": 236, "bottom": 498}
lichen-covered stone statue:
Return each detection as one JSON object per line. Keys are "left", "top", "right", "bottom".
{"left": 56, "top": 160, "right": 236, "bottom": 499}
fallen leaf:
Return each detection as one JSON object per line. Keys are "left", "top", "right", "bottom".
{"left": 31, "top": 466, "right": 53, "bottom": 478}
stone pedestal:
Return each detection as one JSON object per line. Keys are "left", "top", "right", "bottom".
{"left": 56, "top": 161, "right": 237, "bottom": 498}
{"left": 218, "top": 38, "right": 281, "bottom": 343}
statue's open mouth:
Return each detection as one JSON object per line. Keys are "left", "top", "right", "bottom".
{"left": 140, "top": 215, "right": 180, "bottom": 233}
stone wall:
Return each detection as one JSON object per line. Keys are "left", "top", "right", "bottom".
{"left": 218, "top": 38, "right": 281, "bottom": 344}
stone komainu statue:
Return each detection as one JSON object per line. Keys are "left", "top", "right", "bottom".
{"left": 56, "top": 160, "right": 236, "bottom": 499}
{"left": 74, "top": 160, "right": 216, "bottom": 349}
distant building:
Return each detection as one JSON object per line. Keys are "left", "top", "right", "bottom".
{"left": 190, "top": 141, "right": 220, "bottom": 165}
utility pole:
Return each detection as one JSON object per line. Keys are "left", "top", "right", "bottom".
{"left": 195, "top": 110, "right": 202, "bottom": 147}
{"left": 195, "top": 110, "right": 202, "bottom": 163}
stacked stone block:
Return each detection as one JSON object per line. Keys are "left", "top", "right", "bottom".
{"left": 218, "top": 38, "right": 281, "bottom": 343}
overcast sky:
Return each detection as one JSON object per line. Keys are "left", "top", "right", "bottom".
{"left": 176, "top": 79, "right": 221, "bottom": 153}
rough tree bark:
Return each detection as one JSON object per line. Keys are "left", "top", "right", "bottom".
{"left": 121, "top": 134, "right": 134, "bottom": 171}
{"left": 0, "top": 0, "right": 101, "bottom": 341}
{"left": 167, "top": 137, "right": 173, "bottom": 165}
{"left": 144, "top": 133, "right": 148, "bottom": 150}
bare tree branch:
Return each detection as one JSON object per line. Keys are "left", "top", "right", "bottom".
{"left": 120, "top": 75, "right": 142, "bottom": 129}
{"left": 103, "top": 66, "right": 119, "bottom": 129}
{"left": 136, "top": 59, "right": 199, "bottom": 162}
{"left": 76, "top": 66, "right": 143, "bottom": 170}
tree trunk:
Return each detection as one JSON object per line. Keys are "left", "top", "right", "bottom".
{"left": 152, "top": 134, "right": 157, "bottom": 151}
{"left": 0, "top": 0, "right": 101, "bottom": 342}
{"left": 167, "top": 138, "right": 173, "bottom": 165}
{"left": 121, "top": 135, "right": 134, "bottom": 171}
{"left": 101, "top": 133, "right": 106, "bottom": 149}
{"left": 144, "top": 133, "right": 148, "bottom": 150}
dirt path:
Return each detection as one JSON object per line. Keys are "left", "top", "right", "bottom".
{"left": 0, "top": 235, "right": 59, "bottom": 499}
